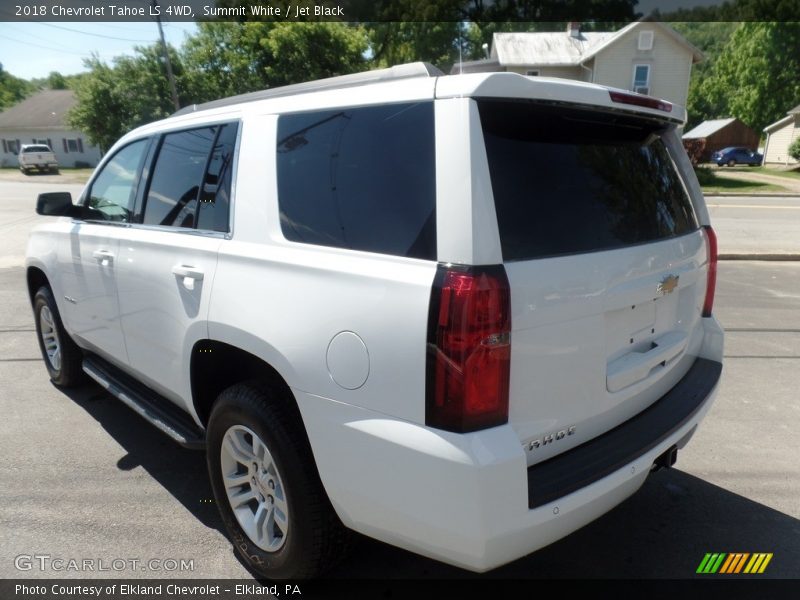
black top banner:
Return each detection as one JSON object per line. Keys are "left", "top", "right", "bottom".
{"left": 4, "top": 0, "right": 800, "bottom": 23}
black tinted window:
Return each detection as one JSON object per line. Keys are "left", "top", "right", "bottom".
{"left": 144, "top": 128, "right": 216, "bottom": 228}
{"left": 196, "top": 123, "right": 237, "bottom": 232}
{"left": 276, "top": 102, "right": 436, "bottom": 260}
{"left": 478, "top": 100, "right": 698, "bottom": 261}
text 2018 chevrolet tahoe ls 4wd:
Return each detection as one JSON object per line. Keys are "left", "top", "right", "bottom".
{"left": 26, "top": 63, "right": 724, "bottom": 579}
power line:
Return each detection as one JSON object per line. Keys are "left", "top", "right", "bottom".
{"left": 34, "top": 22, "right": 156, "bottom": 43}
{"left": 0, "top": 33, "right": 101, "bottom": 57}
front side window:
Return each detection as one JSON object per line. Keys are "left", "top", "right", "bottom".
{"left": 86, "top": 139, "right": 148, "bottom": 222}
{"left": 276, "top": 102, "right": 436, "bottom": 260}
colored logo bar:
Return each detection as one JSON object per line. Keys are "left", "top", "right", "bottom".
{"left": 696, "top": 553, "right": 773, "bottom": 574}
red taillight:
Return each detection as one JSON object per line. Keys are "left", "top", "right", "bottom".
{"left": 609, "top": 90, "right": 673, "bottom": 113}
{"left": 702, "top": 225, "right": 718, "bottom": 317}
{"left": 426, "top": 264, "right": 511, "bottom": 433}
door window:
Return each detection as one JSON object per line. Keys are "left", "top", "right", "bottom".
{"left": 85, "top": 139, "right": 148, "bottom": 222}
{"left": 143, "top": 128, "right": 216, "bottom": 228}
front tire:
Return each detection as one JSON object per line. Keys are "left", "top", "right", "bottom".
{"left": 33, "top": 286, "right": 84, "bottom": 386}
{"left": 207, "top": 381, "right": 351, "bottom": 579}
{"left": 727, "top": 159, "right": 736, "bottom": 167}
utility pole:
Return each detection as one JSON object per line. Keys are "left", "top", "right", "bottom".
{"left": 152, "top": 0, "right": 180, "bottom": 111}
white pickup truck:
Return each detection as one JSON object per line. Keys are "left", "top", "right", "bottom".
{"left": 19, "top": 144, "right": 59, "bottom": 174}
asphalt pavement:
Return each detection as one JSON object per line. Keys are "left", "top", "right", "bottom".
{"left": 0, "top": 180, "right": 798, "bottom": 580}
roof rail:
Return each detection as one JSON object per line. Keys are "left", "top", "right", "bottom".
{"left": 172, "top": 62, "right": 444, "bottom": 117}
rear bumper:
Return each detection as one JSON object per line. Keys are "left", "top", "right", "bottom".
{"left": 296, "top": 327, "right": 723, "bottom": 572}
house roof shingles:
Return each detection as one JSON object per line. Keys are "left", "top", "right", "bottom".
{"left": 491, "top": 31, "right": 614, "bottom": 66}
{"left": 682, "top": 118, "right": 738, "bottom": 139}
{"left": 0, "top": 89, "right": 76, "bottom": 131}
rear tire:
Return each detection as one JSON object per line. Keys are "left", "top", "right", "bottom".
{"left": 33, "top": 286, "right": 84, "bottom": 387}
{"left": 207, "top": 381, "right": 351, "bottom": 579}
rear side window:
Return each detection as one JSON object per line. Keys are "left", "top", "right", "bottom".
{"left": 197, "top": 123, "right": 237, "bottom": 232}
{"left": 144, "top": 127, "right": 216, "bottom": 228}
{"left": 276, "top": 102, "right": 436, "bottom": 260}
{"left": 478, "top": 100, "right": 698, "bottom": 261}
{"left": 142, "top": 123, "right": 237, "bottom": 231}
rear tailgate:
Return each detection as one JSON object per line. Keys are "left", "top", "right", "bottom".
{"left": 476, "top": 99, "right": 710, "bottom": 467}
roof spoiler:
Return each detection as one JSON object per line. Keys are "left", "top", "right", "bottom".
{"left": 173, "top": 62, "right": 444, "bottom": 117}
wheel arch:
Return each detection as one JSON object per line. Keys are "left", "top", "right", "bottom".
{"left": 26, "top": 265, "right": 50, "bottom": 304}
{"left": 189, "top": 336, "right": 300, "bottom": 429}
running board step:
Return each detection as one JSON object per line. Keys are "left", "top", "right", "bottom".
{"left": 83, "top": 355, "right": 205, "bottom": 450}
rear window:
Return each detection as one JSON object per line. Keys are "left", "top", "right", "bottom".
{"left": 276, "top": 102, "right": 436, "bottom": 260}
{"left": 478, "top": 100, "right": 698, "bottom": 261}
{"left": 24, "top": 145, "right": 51, "bottom": 153}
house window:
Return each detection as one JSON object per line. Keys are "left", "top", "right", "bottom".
{"left": 632, "top": 64, "right": 650, "bottom": 95}
{"left": 3, "top": 139, "right": 21, "bottom": 154}
{"left": 638, "top": 31, "right": 654, "bottom": 51}
{"left": 526, "top": 70, "right": 540, "bottom": 76}
{"left": 32, "top": 138, "right": 52, "bottom": 148}
{"left": 63, "top": 138, "right": 84, "bottom": 154}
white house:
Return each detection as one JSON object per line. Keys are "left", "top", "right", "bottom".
{"left": 452, "top": 20, "right": 704, "bottom": 111}
{"left": 763, "top": 104, "right": 800, "bottom": 166}
{"left": 0, "top": 89, "right": 102, "bottom": 169}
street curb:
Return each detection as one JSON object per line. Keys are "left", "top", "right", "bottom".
{"left": 720, "top": 254, "right": 800, "bottom": 261}
{"left": 704, "top": 193, "right": 800, "bottom": 198}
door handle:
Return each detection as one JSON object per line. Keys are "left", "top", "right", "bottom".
{"left": 172, "top": 265, "right": 204, "bottom": 290}
{"left": 92, "top": 249, "right": 114, "bottom": 265}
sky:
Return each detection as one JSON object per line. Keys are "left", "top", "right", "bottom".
{"left": 0, "top": 0, "right": 723, "bottom": 81}
{"left": 0, "top": 21, "right": 198, "bottom": 80}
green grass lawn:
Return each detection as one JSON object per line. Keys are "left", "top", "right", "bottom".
{"left": 696, "top": 168, "right": 787, "bottom": 194}
{"left": 720, "top": 166, "right": 800, "bottom": 180}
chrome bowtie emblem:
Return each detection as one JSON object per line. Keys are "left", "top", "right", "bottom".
{"left": 658, "top": 274, "right": 679, "bottom": 295}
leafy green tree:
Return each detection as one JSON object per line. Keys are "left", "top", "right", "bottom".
{"left": 182, "top": 22, "right": 368, "bottom": 102}
{"left": 47, "top": 71, "right": 67, "bottom": 90}
{"left": 670, "top": 22, "right": 738, "bottom": 129}
{"left": 0, "top": 64, "right": 33, "bottom": 111}
{"left": 68, "top": 44, "right": 190, "bottom": 151}
{"left": 698, "top": 22, "right": 800, "bottom": 132}
{"left": 261, "top": 23, "right": 369, "bottom": 87}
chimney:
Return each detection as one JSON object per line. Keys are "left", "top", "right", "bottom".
{"left": 567, "top": 22, "right": 581, "bottom": 38}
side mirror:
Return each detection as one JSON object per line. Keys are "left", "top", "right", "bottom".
{"left": 36, "top": 192, "right": 82, "bottom": 218}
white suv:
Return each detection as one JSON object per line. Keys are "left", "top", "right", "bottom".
{"left": 26, "top": 63, "right": 724, "bottom": 579}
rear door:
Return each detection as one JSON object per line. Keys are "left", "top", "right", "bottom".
{"left": 476, "top": 99, "right": 710, "bottom": 465}
{"left": 115, "top": 123, "right": 238, "bottom": 408}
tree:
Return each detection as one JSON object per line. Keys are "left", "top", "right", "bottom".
{"left": 182, "top": 22, "right": 368, "bottom": 103}
{"left": 261, "top": 23, "right": 369, "bottom": 87}
{"left": 0, "top": 63, "right": 33, "bottom": 111}
{"left": 669, "top": 22, "right": 738, "bottom": 129}
{"left": 47, "top": 71, "right": 67, "bottom": 90}
{"left": 691, "top": 22, "right": 800, "bottom": 132}
{"left": 68, "top": 44, "right": 191, "bottom": 151}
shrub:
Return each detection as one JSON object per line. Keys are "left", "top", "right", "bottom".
{"left": 789, "top": 137, "right": 800, "bottom": 161}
